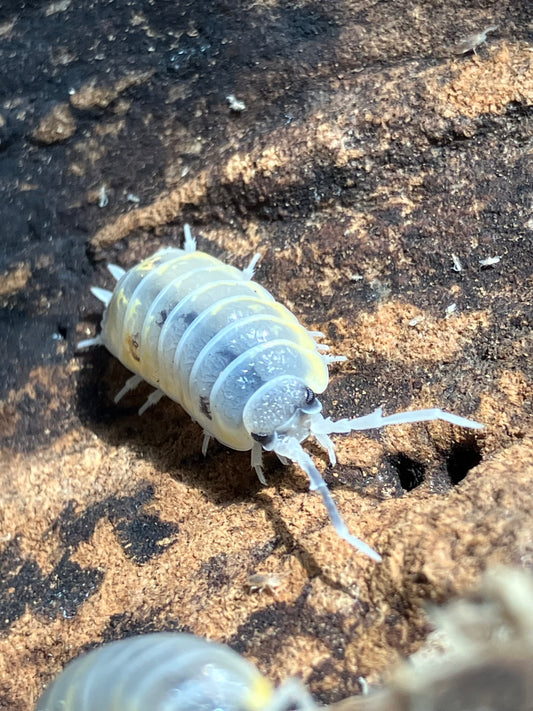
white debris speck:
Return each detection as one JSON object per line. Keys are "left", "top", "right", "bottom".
{"left": 45, "top": 0, "right": 72, "bottom": 16}
{"left": 226, "top": 94, "right": 247, "bottom": 112}
{"left": 350, "top": 273, "right": 364, "bottom": 282}
{"left": 445, "top": 303, "right": 457, "bottom": 318}
{"left": 409, "top": 316, "right": 424, "bottom": 327}
{"left": 126, "top": 193, "right": 140, "bottom": 203}
{"left": 451, "top": 254, "right": 463, "bottom": 272}
{"left": 98, "top": 185, "right": 109, "bottom": 208}
{"left": 479, "top": 255, "right": 501, "bottom": 268}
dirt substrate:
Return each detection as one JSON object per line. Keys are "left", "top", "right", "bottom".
{"left": 1, "top": 1, "right": 532, "bottom": 709}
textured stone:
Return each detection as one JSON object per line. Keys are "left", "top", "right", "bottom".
{"left": 31, "top": 103, "right": 76, "bottom": 145}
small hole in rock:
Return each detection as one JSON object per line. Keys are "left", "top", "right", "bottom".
{"left": 446, "top": 438, "right": 482, "bottom": 485}
{"left": 390, "top": 453, "right": 426, "bottom": 492}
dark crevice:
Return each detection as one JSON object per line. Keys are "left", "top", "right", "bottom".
{"left": 390, "top": 453, "right": 426, "bottom": 492}
{"left": 57, "top": 323, "right": 68, "bottom": 339}
{"left": 445, "top": 438, "right": 483, "bottom": 486}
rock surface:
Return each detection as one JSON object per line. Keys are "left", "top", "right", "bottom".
{"left": 1, "top": 1, "right": 532, "bottom": 709}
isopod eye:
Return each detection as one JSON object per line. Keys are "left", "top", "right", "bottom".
{"left": 300, "top": 386, "right": 322, "bottom": 414}
{"left": 251, "top": 432, "right": 272, "bottom": 445}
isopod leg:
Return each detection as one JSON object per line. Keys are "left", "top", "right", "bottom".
{"left": 322, "top": 354, "right": 347, "bottom": 365}
{"left": 251, "top": 442, "right": 267, "bottom": 485}
{"left": 242, "top": 252, "right": 262, "bottom": 280}
{"left": 114, "top": 374, "right": 143, "bottom": 403}
{"left": 107, "top": 264, "right": 126, "bottom": 281}
{"left": 76, "top": 335, "right": 102, "bottom": 350}
{"left": 138, "top": 389, "right": 164, "bottom": 415}
{"left": 183, "top": 223, "right": 197, "bottom": 253}
{"left": 309, "top": 333, "right": 347, "bottom": 363}
{"left": 312, "top": 431, "right": 337, "bottom": 466}
{"left": 308, "top": 472, "right": 382, "bottom": 561}
{"left": 272, "top": 437, "right": 382, "bottom": 561}
{"left": 90, "top": 286, "right": 113, "bottom": 306}
{"left": 202, "top": 431, "right": 211, "bottom": 456}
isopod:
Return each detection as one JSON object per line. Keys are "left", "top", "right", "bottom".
{"left": 245, "top": 572, "right": 288, "bottom": 595}
{"left": 36, "top": 632, "right": 317, "bottom": 711}
{"left": 79, "top": 224, "right": 482, "bottom": 561}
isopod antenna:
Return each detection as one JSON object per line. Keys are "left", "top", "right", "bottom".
{"left": 272, "top": 436, "right": 383, "bottom": 562}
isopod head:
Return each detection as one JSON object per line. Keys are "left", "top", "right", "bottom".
{"left": 243, "top": 375, "right": 322, "bottom": 448}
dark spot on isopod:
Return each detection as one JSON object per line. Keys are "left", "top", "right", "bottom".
{"left": 127, "top": 332, "right": 141, "bottom": 362}
{"left": 200, "top": 396, "right": 212, "bottom": 419}
{"left": 181, "top": 311, "right": 197, "bottom": 327}
{"left": 156, "top": 310, "right": 167, "bottom": 327}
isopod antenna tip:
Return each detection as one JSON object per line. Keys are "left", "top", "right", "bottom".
{"left": 273, "top": 437, "right": 382, "bottom": 562}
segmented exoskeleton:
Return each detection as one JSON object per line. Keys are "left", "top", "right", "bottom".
{"left": 79, "top": 225, "right": 482, "bottom": 561}
{"left": 36, "top": 632, "right": 317, "bottom": 711}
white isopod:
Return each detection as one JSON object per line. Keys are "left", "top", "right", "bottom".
{"left": 36, "top": 632, "right": 317, "bottom": 711}
{"left": 79, "top": 225, "right": 482, "bottom": 561}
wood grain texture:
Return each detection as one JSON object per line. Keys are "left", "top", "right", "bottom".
{"left": 1, "top": 0, "right": 532, "bottom": 709}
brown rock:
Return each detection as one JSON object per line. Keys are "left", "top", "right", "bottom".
{"left": 31, "top": 103, "right": 76, "bottom": 144}
{"left": 69, "top": 71, "right": 154, "bottom": 111}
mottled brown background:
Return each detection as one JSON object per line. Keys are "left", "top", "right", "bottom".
{"left": 0, "top": 0, "right": 532, "bottom": 709}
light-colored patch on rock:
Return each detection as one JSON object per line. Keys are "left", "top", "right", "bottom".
{"left": 433, "top": 44, "right": 533, "bottom": 118}
{"left": 70, "top": 71, "right": 154, "bottom": 111}
{"left": 31, "top": 103, "right": 76, "bottom": 144}
{"left": 0, "top": 262, "right": 31, "bottom": 300}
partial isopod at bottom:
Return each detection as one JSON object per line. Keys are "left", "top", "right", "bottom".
{"left": 79, "top": 224, "right": 483, "bottom": 561}
{"left": 36, "top": 632, "right": 318, "bottom": 711}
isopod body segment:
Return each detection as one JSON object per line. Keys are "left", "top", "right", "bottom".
{"left": 97, "top": 234, "right": 327, "bottom": 453}
{"left": 79, "top": 225, "right": 483, "bottom": 561}
{"left": 36, "top": 632, "right": 317, "bottom": 711}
